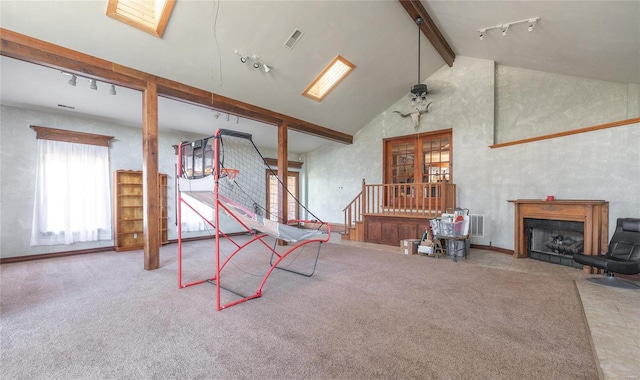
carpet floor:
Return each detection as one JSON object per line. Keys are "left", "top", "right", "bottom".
{"left": 0, "top": 237, "right": 599, "bottom": 379}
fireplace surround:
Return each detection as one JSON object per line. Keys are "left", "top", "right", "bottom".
{"left": 509, "top": 199, "right": 609, "bottom": 273}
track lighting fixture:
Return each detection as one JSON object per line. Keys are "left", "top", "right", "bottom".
{"left": 212, "top": 110, "right": 240, "bottom": 125}
{"left": 61, "top": 71, "right": 118, "bottom": 95}
{"left": 477, "top": 17, "right": 540, "bottom": 40}
{"left": 234, "top": 49, "right": 272, "bottom": 73}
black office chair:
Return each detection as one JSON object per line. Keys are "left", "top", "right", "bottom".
{"left": 573, "top": 218, "right": 640, "bottom": 289}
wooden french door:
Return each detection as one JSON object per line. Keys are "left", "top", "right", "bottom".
{"left": 266, "top": 170, "right": 300, "bottom": 222}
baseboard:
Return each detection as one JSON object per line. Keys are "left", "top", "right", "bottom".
{"left": 1, "top": 246, "right": 115, "bottom": 264}
{"left": 471, "top": 244, "right": 514, "bottom": 255}
{"left": 1, "top": 233, "right": 251, "bottom": 264}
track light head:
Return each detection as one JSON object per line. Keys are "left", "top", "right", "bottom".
{"left": 501, "top": 24, "right": 509, "bottom": 37}
{"left": 214, "top": 112, "right": 220, "bottom": 119}
{"left": 68, "top": 75, "right": 77, "bottom": 86}
{"left": 528, "top": 18, "right": 539, "bottom": 32}
{"left": 478, "top": 29, "right": 486, "bottom": 41}
{"left": 263, "top": 64, "right": 271, "bottom": 73}
{"left": 109, "top": 84, "right": 116, "bottom": 95}
{"left": 89, "top": 79, "right": 97, "bottom": 90}
{"left": 253, "top": 61, "right": 260, "bottom": 69}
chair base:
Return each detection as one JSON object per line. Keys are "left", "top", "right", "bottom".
{"left": 587, "top": 276, "right": 640, "bottom": 289}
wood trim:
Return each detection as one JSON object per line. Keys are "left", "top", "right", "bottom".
{"left": 302, "top": 55, "right": 356, "bottom": 102}
{"left": 398, "top": 0, "right": 455, "bottom": 67}
{"left": 0, "top": 246, "right": 114, "bottom": 264}
{"left": 30, "top": 125, "right": 114, "bottom": 146}
{"left": 263, "top": 158, "right": 303, "bottom": 169}
{"left": 0, "top": 28, "right": 353, "bottom": 145}
{"left": 1, "top": 29, "right": 147, "bottom": 90}
{"left": 470, "top": 244, "right": 514, "bottom": 255}
{"left": 143, "top": 82, "right": 160, "bottom": 270}
{"left": 278, "top": 121, "right": 289, "bottom": 224}
{"left": 106, "top": 0, "right": 176, "bottom": 38}
{"left": 490, "top": 117, "right": 640, "bottom": 149}
{"left": 156, "top": 82, "right": 353, "bottom": 145}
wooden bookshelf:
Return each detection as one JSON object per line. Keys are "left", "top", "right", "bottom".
{"left": 114, "top": 170, "right": 168, "bottom": 252}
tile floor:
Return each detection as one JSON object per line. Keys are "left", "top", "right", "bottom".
{"left": 332, "top": 237, "right": 640, "bottom": 380}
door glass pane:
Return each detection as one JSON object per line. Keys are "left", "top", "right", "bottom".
{"left": 422, "top": 137, "right": 450, "bottom": 183}
{"left": 391, "top": 142, "right": 415, "bottom": 183}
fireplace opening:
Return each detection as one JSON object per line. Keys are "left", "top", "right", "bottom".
{"left": 526, "top": 219, "right": 584, "bottom": 269}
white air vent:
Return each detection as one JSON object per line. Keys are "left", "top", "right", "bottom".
{"left": 284, "top": 28, "right": 304, "bottom": 50}
{"left": 470, "top": 214, "right": 485, "bottom": 237}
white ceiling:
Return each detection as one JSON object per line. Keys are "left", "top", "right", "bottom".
{"left": 1, "top": 1, "right": 638, "bottom": 153}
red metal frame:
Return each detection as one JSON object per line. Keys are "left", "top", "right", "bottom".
{"left": 177, "top": 130, "right": 331, "bottom": 311}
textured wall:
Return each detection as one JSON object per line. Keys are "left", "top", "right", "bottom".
{"left": 306, "top": 56, "right": 640, "bottom": 251}
{"left": 496, "top": 66, "right": 637, "bottom": 144}
{"left": 0, "top": 106, "right": 217, "bottom": 258}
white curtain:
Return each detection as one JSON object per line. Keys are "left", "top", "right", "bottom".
{"left": 31, "top": 139, "right": 112, "bottom": 245}
{"left": 180, "top": 193, "right": 214, "bottom": 232}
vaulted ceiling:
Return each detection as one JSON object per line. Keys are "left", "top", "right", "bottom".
{"left": 1, "top": 1, "right": 638, "bottom": 153}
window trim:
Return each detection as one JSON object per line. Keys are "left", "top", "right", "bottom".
{"left": 303, "top": 55, "right": 355, "bottom": 102}
{"left": 30, "top": 125, "right": 114, "bottom": 146}
{"left": 106, "top": 0, "right": 176, "bottom": 38}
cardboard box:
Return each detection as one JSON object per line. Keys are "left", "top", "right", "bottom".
{"left": 418, "top": 239, "right": 434, "bottom": 255}
{"left": 400, "top": 239, "right": 421, "bottom": 255}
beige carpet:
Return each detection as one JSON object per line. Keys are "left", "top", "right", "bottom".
{"left": 0, "top": 238, "right": 599, "bottom": 379}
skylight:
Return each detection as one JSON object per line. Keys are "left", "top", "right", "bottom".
{"left": 106, "top": 0, "right": 176, "bottom": 38}
{"left": 303, "top": 55, "right": 355, "bottom": 102}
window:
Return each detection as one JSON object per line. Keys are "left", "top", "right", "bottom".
{"left": 31, "top": 127, "right": 113, "bottom": 246}
{"left": 106, "top": 0, "right": 176, "bottom": 37}
{"left": 384, "top": 129, "right": 452, "bottom": 184}
{"left": 303, "top": 55, "right": 355, "bottom": 101}
{"left": 266, "top": 171, "right": 300, "bottom": 222}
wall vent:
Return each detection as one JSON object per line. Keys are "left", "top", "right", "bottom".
{"left": 470, "top": 214, "right": 485, "bottom": 237}
{"left": 284, "top": 28, "right": 304, "bottom": 50}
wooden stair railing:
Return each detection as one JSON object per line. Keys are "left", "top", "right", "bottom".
{"left": 342, "top": 179, "right": 457, "bottom": 236}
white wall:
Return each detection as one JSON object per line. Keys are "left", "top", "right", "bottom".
{"left": 0, "top": 105, "right": 211, "bottom": 258}
{"left": 306, "top": 56, "right": 640, "bottom": 251}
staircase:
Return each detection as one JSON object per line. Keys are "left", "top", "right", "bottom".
{"left": 342, "top": 179, "right": 456, "bottom": 242}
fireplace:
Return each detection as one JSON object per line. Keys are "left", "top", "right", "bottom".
{"left": 526, "top": 218, "right": 584, "bottom": 268}
{"left": 509, "top": 199, "right": 609, "bottom": 274}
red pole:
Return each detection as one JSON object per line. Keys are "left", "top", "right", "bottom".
{"left": 214, "top": 131, "right": 222, "bottom": 311}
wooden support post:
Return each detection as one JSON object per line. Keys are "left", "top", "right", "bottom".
{"left": 143, "top": 82, "right": 160, "bottom": 270}
{"left": 278, "top": 121, "right": 289, "bottom": 245}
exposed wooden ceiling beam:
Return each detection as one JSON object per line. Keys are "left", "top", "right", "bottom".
{"left": 398, "top": 0, "right": 455, "bottom": 67}
{"left": 0, "top": 28, "right": 353, "bottom": 145}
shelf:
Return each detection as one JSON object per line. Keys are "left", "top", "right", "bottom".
{"left": 114, "top": 170, "right": 168, "bottom": 252}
